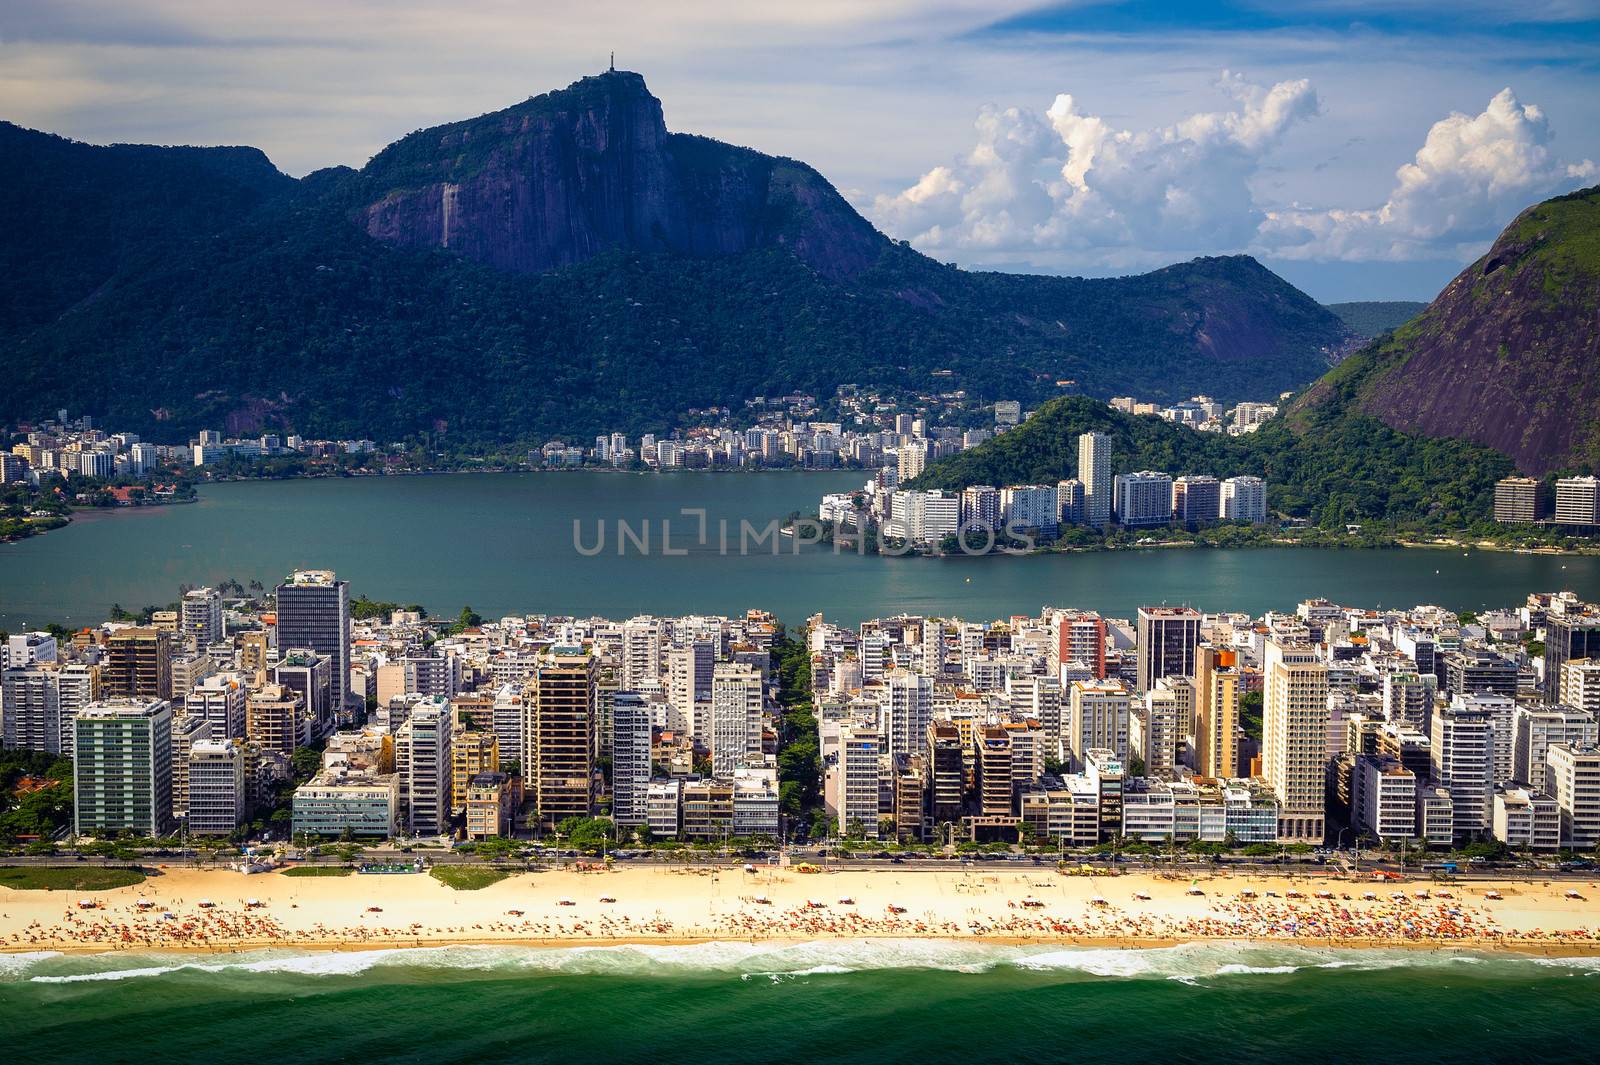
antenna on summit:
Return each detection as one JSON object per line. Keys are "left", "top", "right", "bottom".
{"left": 609, "top": 51, "right": 615, "bottom": 72}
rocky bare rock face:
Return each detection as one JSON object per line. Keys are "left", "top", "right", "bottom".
{"left": 357, "top": 71, "right": 883, "bottom": 280}
{"left": 1298, "top": 185, "right": 1600, "bottom": 474}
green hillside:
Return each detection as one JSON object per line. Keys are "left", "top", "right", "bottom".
{"left": 911, "top": 394, "right": 1513, "bottom": 530}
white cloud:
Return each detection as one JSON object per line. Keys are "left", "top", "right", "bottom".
{"left": 875, "top": 76, "right": 1597, "bottom": 270}
{"left": 871, "top": 72, "right": 1320, "bottom": 267}
{"left": 1258, "top": 88, "right": 1597, "bottom": 260}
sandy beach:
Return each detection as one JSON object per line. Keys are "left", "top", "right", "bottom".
{"left": 4, "top": 863, "right": 1599, "bottom": 957}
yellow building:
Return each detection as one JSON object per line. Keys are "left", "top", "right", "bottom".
{"left": 1194, "top": 645, "right": 1241, "bottom": 779}
{"left": 451, "top": 731, "right": 499, "bottom": 811}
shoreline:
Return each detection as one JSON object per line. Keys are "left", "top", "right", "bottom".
{"left": 9, "top": 933, "right": 1600, "bottom": 961}
{"left": 6, "top": 865, "right": 1597, "bottom": 960}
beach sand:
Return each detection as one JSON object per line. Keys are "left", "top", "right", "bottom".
{"left": 4, "top": 863, "right": 1598, "bottom": 956}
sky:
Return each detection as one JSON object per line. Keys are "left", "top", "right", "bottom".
{"left": 3, "top": 1, "right": 1598, "bottom": 301}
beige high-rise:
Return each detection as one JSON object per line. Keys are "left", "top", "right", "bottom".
{"left": 526, "top": 649, "right": 597, "bottom": 831}
{"left": 1262, "top": 638, "right": 1329, "bottom": 843}
{"left": 1194, "top": 645, "right": 1241, "bottom": 779}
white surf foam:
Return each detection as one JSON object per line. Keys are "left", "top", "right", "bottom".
{"left": 6, "top": 940, "right": 1597, "bottom": 985}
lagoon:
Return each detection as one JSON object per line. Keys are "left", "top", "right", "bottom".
{"left": 2, "top": 471, "right": 1598, "bottom": 629}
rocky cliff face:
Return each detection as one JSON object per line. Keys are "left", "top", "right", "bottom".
{"left": 357, "top": 71, "right": 883, "bottom": 279}
{"left": 1300, "top": 186, "right": 1600, "bottom": 475}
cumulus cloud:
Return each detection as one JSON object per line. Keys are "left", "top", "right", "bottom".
{"left": 874, "top": 78, "right": 1597, "bottom": 270}
{"left": 871, "top": 72, "right": 1320, "bottom": 266}
{"left": 1258, "top": 88, "right": 1597, "bottom": 260}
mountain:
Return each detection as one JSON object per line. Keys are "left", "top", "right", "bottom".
{"left": 1323, "top": 301, "right": 1427, "bottom": 339}
{"left": 1298, "top": 186, "right": 1600, "bottom": 475}
{"left": 0, "top": 71, "right": 1355, "bottom": 445}
{"left": 355, "top": 71, "right": 883, "bottom": 281}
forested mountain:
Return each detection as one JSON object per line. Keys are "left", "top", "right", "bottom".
{"left": 0, "top": 71, "right": 1354, "bottom": 444}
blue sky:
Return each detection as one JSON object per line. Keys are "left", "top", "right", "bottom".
{"left": 3, "top": 1, "right": 1597, "bottom": 301}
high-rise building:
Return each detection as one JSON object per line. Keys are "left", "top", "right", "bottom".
{"left": 1067, "top": 679, "right": 1131, "bottom": 767}
{"left": 882, "top": 669, "right": 932, "bottom": 764}
{"left": 186, "top": 672, "right": 247, "bottom": 739}
{"left": 1139, "top": 680, "right": 1184, "bottom": 778}
{"left": 1514, "top": 704, "right": 1598, "bottom": 791}
{"left": 247, "top": 683, "right": 304, "bottom": 756}
{"left": 1440, "top": 647, "right": 1518, "bottom": 700}
{"left": 187, "top": 740, "right": 245, "bottom": 835}
{"left": 1055, "top": 611, "right": 1108, "bottom": 679}
{"left": 1171, "top": 475, "right": 1221, "bottom": 525}
{"left": 1077, "top": 432, "right": 1112, "bottom": 526}
{"left": 710, "top": 662, "right": 763, "bottom": 776}
{"left": 1381, "top": 671, "right": 1430, "bottom": 730}
{"left": 275, "top": 649, "right": 333, "bottom": 736}
{"left": 1262, "top": 639, "right": 1329, "bottom": 843}
{"left": 2, "top": 661, "right": 98, "bottom": 755}
{"left": 1545, "top": 744, "right": 1600, "bottom": 849}
{"left": 835, "top": 723, "right": 882, "bottom": 837}
{"left": 1546, "top": 612, "right": 1600, "bottom": 691}
{"left": 1560, "top": 659, "right": 1600, "bottom": 717}
{"left": 1114, "top": 471, "right": 1174, "bottom": 526}
{"left": 274, "top": 570, "right": 350, "bottom": 727}
{"left": 975, "top": 726, "right": 1014, "bottom": 816}
{"left": 1430, "top": 699, "right": 1494, "bottom": 840}
{"left": 622, "top": 617, "right": 663, "bottom": 691}
{"left": 73, "top": 699, "right": 173, "bottom": 838}
{"left": 180, "top": 587, "right": 224, "bottom": 649}
{"left": 1351, "top": 755, "right": 1416, "bottom": 841}
{"left": 396, "top": 699, "right": 453, "bottom": 836}
{"left": 1194, "top": 645, "right": 1241, "bottom": 779}
{"left": 927, "top": 722, "right": 965, "bottom": 828}
{"left": 667, "top": 640, "right": 714, "bottom": 741}
{"left": 169, "top": 712, "right": 211, "bottom": 820}
{"left": 1136, "top": 606, "right": 1201, "bottom": 693}
{"left": 104, "top": 627, "right": 172, "bottom": 702}
{"left": 999, "top": 484, "right": 1060, "bottom": 534}
{"left": 611, "top": 692, "right": 652, "bottom": 827}
{"left": 1219, "top": 475, "right": 1268, "bottom": 523}
{"left": 526, "top": 649, "right": 597, "bottom": 830}
{"left": 1493, "top": 476, "right": 1542, "bottom": 523}
{"left": 959, "top": 485, "right": 1001, "bottom": 531}
{"left": 1554, "top": 476, "right": 1600, "bottom": 526}
{"left": 450, "top": 731, "right": 499, "bottom": 811}
{"left": 1055, "top": 479, "right": 1086, "bottom": 525}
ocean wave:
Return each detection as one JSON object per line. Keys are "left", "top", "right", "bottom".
{"left": 6, "top": 941, "right": 1598, "bottom": 985}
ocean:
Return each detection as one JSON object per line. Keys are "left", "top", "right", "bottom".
{"left": 4, "top": 942, "right": 1599, "bottom": 1063}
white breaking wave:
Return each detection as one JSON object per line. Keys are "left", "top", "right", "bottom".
{"left": 0, "top": 951, "right": 62, "bottom": 978}
{"left": 4, "top": 941, "right": 1596, "bottom": 985}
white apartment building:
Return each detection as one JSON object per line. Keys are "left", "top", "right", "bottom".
{"left": 1545, "top": 744, "right": 1600, "bottom": 849}
{"left": 187, "top": 740, "right": 245, "bottom": 835}
{"left": 1220, "top": 475, "right": 1268, "bottom": 522}
{"left": 396, "top": 700, "right": 453, "bottom": 836}
{"left": 1430, "top": 700, "right": 1495, "bottom": 840}
{"left": 710, "top": 662, "right": 763, "bottom": 777}
{"left": 1067, "top": 679, "right": 1131, "bottom": 768}
{"left": 1113, "top": 471, "right": 1174, "bottom": 527}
